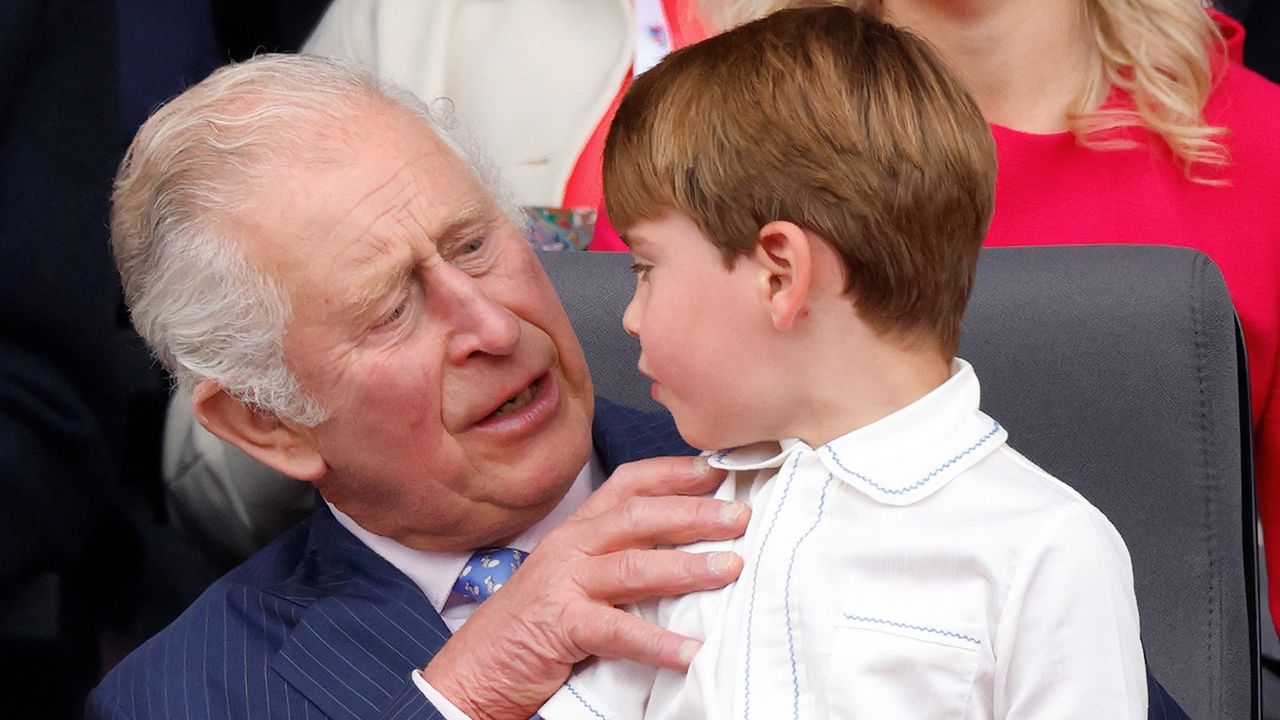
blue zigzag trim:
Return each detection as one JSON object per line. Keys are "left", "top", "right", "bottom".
{"left": 564, "top": 683, "right": 608, "bottom": 719}
{"left": 843, "top": 614, "right": 982, "bottom": 645}
{"left": 824, "top": 420, "right": 1001, "bottom": 496}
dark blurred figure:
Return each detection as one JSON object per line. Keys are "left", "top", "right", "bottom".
{"left": 108, "top": 0, "right": 224, "bottom": 669}
{"left": 212, "top": 0, "right": 333, "bottom": 61}
{"left": 0, "top": 1, "right": 132, "bottom": 717}
{"left": 1222, "top": 0, "right": 1280, "bottom": 82}
{"left": 0, "top": 3, "right": 350, "bottom": 716}
{"left": 118, "top": 0, "right": 220, "bottom": 141}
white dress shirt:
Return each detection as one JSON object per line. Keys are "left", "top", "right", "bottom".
{"left": 331, "top": 456, "right": 601, "bottom": 718}
{"left": 539, "top": 359, "right": 1147, "bottom": 720}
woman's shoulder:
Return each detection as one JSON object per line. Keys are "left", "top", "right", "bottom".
{"left": 1202, "top": 11, "right": 1280, "bottom": 154}
{"left": 1198, "top": 61, "right": 1280, "bottom": 179}
{"left": 1210, "top": 59, "right": 1280, "bottom": 139}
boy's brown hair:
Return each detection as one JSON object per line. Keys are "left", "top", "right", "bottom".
{"left": 603, "top": 5, "right": 996, "bottom": 355}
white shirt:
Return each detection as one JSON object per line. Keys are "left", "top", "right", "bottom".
{"left": 331, "top": 457, "right": 601, "bottom": 718}
{"left": 540, "top": 359, "right": 1147, "bottom": 720}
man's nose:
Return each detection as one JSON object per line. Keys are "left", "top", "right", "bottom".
{"left": 431, "top": 264, "right": 521, "bottom": 362}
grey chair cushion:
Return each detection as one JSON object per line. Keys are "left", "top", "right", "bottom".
{"left": 539, "top": 244, "right": 1255, "bottom": 719}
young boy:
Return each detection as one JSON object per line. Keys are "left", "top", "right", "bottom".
{"left": 540, "top": 6, "right": 1146, "bottom": 719}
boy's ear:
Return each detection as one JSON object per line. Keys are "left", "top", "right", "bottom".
{"left": 752, "top": 220, "right": 813, "bottom": 331}
{"left": 191, "top": 380, "right": 327, "bottom": 483}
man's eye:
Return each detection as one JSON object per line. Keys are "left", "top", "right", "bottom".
{"left": 628, "top": 262, "right": 653, "bottom": 280}
{"left": 375, "top": 298, "right": 409, "bottom": 328}
{"left": 459, "top": 237, "right": 485, "bottom": 255}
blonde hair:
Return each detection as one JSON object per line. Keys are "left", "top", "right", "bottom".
{"left": 707, "top": 0, "right": 1228, "bottom": 176}
{"left": 605, "top": 6, "right": 996, "bottom": 355}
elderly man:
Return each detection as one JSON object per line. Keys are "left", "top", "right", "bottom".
{"left": 92, "top": 54, "right": 1188, "bottom": 720}
{"left": 90, "top": 54, "right": 747, "bottom": 719}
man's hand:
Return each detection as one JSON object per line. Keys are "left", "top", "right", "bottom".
{"left": 422, "top": 455, "right": 748, "bottom": 720}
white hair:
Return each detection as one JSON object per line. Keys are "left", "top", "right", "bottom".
{"left": 112, "top": 53, "right": 511, "bottom": 426}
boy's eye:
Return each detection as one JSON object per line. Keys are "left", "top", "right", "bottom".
{"left": 629, "top": 262, "right": 653, "bottom": 279}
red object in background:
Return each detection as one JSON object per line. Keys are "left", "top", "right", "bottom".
{"left": 564, "top": 0, "right": 706, "bottom": 252}
{"left": 985, "top": 13, "right": 1280, "bottom": 631}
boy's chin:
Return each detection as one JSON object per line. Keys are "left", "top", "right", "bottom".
{"left": 664, "top": 400, "right": 766, "bottom": 451}
{"left": 667, "top": 412, "right": 715, "bottom": 451}
{"left": 671, "top": 415, "right": 749, "bottom": 452}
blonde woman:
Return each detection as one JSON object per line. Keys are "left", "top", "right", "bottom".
{"left": 653, "top": 0, "right": 1280, "bottom": 630}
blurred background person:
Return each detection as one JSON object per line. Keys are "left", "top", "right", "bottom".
{"left": 302, "top": 0, "right": 707, "bottom": 251}
{"left": 0, "top": 1, "right": 134, "bottom": 717}
{"left": 0, "top": 2, "right": 330, "bottom": 717}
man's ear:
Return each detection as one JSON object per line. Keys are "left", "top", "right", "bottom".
{"left": 752, "top": 220, "right": 813, "bottom": 331}
{"left": 191, "top": 380, "right": 327, "bottom": 483}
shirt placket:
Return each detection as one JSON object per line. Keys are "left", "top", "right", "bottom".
{"left": 739, "top": 449, "right": 829, "bottom": 720}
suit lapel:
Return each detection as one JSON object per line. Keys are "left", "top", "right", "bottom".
{"left": 270, "top": 505, "right": 452, "bottom": 720}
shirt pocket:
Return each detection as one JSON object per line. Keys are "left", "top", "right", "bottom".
{"left": 827, "top": 610, "right": 983, "bottom": 720}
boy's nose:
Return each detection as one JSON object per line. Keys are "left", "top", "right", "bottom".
{"left": 621, "top": 294, "right": 642, "bottom": 339}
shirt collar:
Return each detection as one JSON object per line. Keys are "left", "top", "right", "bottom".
{"left": 328, "top": 454, "right": 602, "bottom": 614}
{"left": 708, "top": 358, "right": 1007, "bottom": 506}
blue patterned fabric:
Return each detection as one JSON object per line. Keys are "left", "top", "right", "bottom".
{"left": 84, "top": 400, "right": 1187, "bottom": 719}
{"left": 454, "top": 548, "right": 528, "bottom": 603}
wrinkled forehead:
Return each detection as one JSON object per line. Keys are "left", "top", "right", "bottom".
{"left": 228, "top": 105, "right": 491, "bottom": 280}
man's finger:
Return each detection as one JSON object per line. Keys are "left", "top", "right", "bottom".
{"left": 575, "top": 548, "right": 745, "bottom": 604}
{"left": 577, "top": 455, "right": 727, "bottom": 517}
{"left": 571, "top": 605, "right": 704, "bottom": 671}
{"left": 569, "top": 494, "right": 750, "bottom": 554}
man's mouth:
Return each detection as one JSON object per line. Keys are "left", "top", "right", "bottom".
{"left": 487, "top": 376, "right": 543, "bottom": 420}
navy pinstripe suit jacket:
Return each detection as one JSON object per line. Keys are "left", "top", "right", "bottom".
{"left": 86, "top": 400, "right": 693, "bottom": 720}
{"left": 87, "top": 400, "right": 1187, "bottom": 719}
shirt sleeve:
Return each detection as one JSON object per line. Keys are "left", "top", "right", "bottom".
{"left": 412, "top": 671, "right": 475, "bottom": 720}
{"left": 993, "top": 502, "right": 1148, "bottom": 719}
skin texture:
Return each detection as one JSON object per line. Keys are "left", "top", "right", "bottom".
{"left": 622, "top": 212, "right": 777, "bottom": 450}
{"left": 191, "top": 102, "right": 749, "bottom": 718}
{"left": 880, "top": 0, "right": 1092, "bottom": 132}
{"left": 199, "top": 102, "right": 597, "bottom": 552}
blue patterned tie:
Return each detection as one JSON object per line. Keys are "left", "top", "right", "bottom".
{"left": 454, "top": 547, "right": 529, "bottom": 603}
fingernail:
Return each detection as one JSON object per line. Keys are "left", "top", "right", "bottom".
{"left": 679, "top": 639, "right": 701, "bottom": 665}
{"left": 719, "top": 501, "right": 747, "bottom": 523}
{"left": 692, "top": 456, "right": 711, "bottom": 474}
{"left": 708, "top": 551, "right": 736, "bottom": 574}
